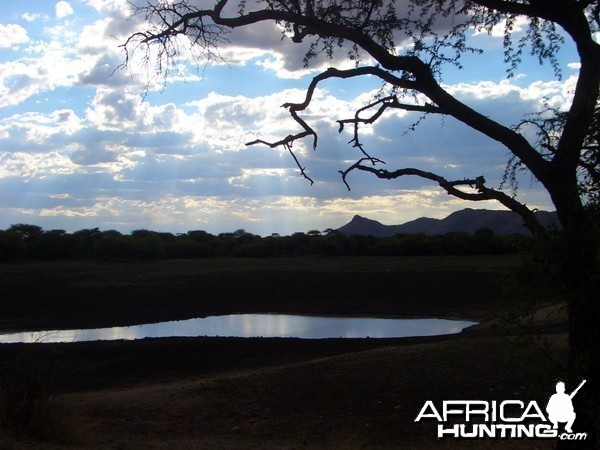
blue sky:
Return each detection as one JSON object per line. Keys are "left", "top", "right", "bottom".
{"left": 0, "top": 1, "right": 580, "bottom": 235}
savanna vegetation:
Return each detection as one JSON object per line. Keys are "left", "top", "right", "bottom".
{"left": 0, "top": 223, "right": 538, "bottom": 261}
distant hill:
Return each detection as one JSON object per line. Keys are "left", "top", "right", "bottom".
{"left": 336, "top": 208, "right": 560, "bottom": 237}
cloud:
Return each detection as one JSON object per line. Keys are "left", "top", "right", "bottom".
{"left": 77, "top": 54, "right": 131, "bottom": 87}
{"left": 86, "top": 0, "right": 131, "bottom": 16}
{"left": 472, "top": 16, "right": 529, "bottom": 38}
{"left": 0, "top": 151, "right": 78, "bottom": 180}
{"left": 0, "top": 24, "right": 29, "bottom": 48}
{"left": 0, "top": 110, "right": 83, "bottom": 149}
{"left": 0, "top": 43, "right": 82, "bottom": 107}
{"left": 0, "top": 2, "right": 142, "bottom": 108}
{"left": 22, "top": 13, "right": 47, "bottom": 23}
{"left": 446, "top": 76, "right": 577, "bottom": 113}
{"left": 55, "top": 1, "right": 74, "bottom": 19}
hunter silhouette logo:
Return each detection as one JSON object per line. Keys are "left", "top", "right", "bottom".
{"left": 546, "top": 380, "right": 586, "bottom": 433}
{"left": 415, "top": 379, "right": 588, "bottom": 441}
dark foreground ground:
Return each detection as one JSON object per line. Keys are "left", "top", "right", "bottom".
{"left": 0, "top": 256, "right": 569, "bottom": 448}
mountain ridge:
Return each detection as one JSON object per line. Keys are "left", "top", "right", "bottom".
{"left": 336, "top": 208, "right": 560, "bottom": 237}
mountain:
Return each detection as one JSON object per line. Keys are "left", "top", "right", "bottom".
{"left": 336, "top": 208, "right": 560, "bottom": 237}
{"left": 333, "top": 215, "right": 396, "bottom": 237}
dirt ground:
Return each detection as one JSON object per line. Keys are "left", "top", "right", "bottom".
{"left": 0, "top": 256, "right": 569, "bottom": 448}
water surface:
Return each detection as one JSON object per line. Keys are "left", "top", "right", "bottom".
{"left": 0, "top": 314, "right": 477, "bottom": 344}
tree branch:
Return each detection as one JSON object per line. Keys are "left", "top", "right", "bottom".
{"left": 340, "top": 159, "right": 544, "bottom": 234}
{"left": 470, "top": 0, "right": 543, "bottom": 17}
{"left": 245, "top": 135, "right": 315, "bottom": 185}
{"left": 337, "top": 95, "right": 442, "bottom": 132}
{"left": 336, "top": 95, "right": 442, "bottom": 162}
{"left": 245, "top": 66, "right": 420, "bottom": 182}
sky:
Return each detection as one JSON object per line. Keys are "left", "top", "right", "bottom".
{"left": 0, "top": 1, "right": 581, "bottom": 236}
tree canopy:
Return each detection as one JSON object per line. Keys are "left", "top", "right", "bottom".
{"left": 0, "top": 223, "right": 530, "bottom": 261}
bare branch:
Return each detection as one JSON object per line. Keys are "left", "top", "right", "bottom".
{"left": 337, "top": 95, "right": 442, "bottom": 132}
{"left": 341, "top": 160, "right": 544, "bottom": 234}
{"left": 337, "top": 94, "right": 443, "bottom": 162}
{"left": 245, "top": 66, "right": 419, "bottom": 183}
{"left": 246, "top": 133, "right": 315, "bottom": 185}
{"left": 281, "top": 142, "right": 315, "bottom": 186}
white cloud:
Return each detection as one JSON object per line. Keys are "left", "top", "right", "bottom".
{"left": 0, "top": 151, "right": 78, "bottom": 180}
{"left": 0, "top": 34, "right": 102, "bottom": 107}
{"left": 227, "top": 168, "right": 293, "bottom": 188}
{"left": 0, "top": 24, "right": 29, "bottom": 48}
{"left": 85, "top": 0, "right": 131, "bottom": 15}
{"left": 55, "top": 1, "right": 74, "bottom": 19}
{"left": 0, "top": 110, "right": 83, "bottom": 155}
{"left": 472, "top": 16, "right": 529, "bottom": 38}
{"left": 84, "top": 88, "right": 193, "bottom": 138}
{"left": 445, "top": 76, "right": 576, "bottom": 113}
{"left": 184, "top": 89, "right": 307, "bottom": 152}
{"left": 22, "top": 13, "right": 46, "bottom": 22}
{"left": 77, "top": 18, "right": 115, "bottom": 55}
{"left": 0, "top": 58, "right": 58, "bottom": 108}
{"left": 85, "top": 88, "right": 146, "bottom": 130}
{"left": 0, "top": 2, "right": 143, "bottom": 108}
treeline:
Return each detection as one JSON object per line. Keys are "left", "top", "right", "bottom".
{"left": 0, "top": 224, "right": 535, "bottom": 262}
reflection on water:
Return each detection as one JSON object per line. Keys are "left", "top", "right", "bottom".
{"left": 0, "top": 314, "right": 477, "bottom": 344}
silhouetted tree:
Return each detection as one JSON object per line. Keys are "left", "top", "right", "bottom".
{"left": 130, "top": 230, "right": 167, "bottom": 259}
{"left": 124, "top": 1, "right": 600, "bottom": 439}
{"left": 8, "top": 224, "right": 43, "bottom": 243}
{"left": 34, "top": 230, "right": 70, "bottom": 259}
{"left": 93, "top": 230, "right": 133, "bottom": 260}
{"left": 72, "top": 228, "right": 102, "bottom": 258}
{"left": 0, "top": 231, "right": 25, "bottom": 261}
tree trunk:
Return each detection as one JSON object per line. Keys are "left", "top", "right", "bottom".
{"left": 564, "top": 229, "right": 599, "bottom": 446}
{"left": 552, "top": 184, "right": 599, "bottom": 447}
